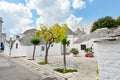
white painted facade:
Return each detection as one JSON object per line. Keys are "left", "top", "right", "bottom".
{"left": 0, "top": 17, "right": 6, "bottom": 51}
{"left": 4, "top": 32, "right": 79, "bottom": 57}
{"left": 94, "top": 39, "right": 120, "bottom": 80}
{"left": 67, "top": 35, "right": 78, "bottom": 51}
{"left": 0, "top": 17, "right": 2, "bottom": 33}
{"left": 4, "top": 39, "right": 64, "bottom": 57}
{"left": 73, "top": 39, "right": 97, "bottom": 57}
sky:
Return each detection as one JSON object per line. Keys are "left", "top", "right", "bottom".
{"left": 0, "top": 0, "right": 120, "bottom": 35}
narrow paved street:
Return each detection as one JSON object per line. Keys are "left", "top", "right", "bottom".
{"left": 0, "top": 53, "right": 42, "bottom": 80}
{"left": 0, "top": 52, "right": 97, "bottom": 80}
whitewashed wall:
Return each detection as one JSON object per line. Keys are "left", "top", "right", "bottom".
{"left": 73, "top": 39, "right": 97, "bottom": 57}
{"left": 11, "top": 40, "right": 26, "bottom": 57}
{"left": 0, "top": 17, "right": 2, "bottom": 33}
{"left": 26, "top": 43, "right": 62, "bottom": 57}
{"left": 68, "top": 35, "right": 78, "bottom": 50}
{"left": 48, "top": 43, "right": 61, "bottom": 56}
{"left": 26, "top": 45, "right": 43, "bottom": 57}
{"left": 4, "top": 34, "right": 81, "bottom": 57}
{"left": 9, "top": 40, "right": 62, "bottom": 57}
{"left": 4, "top": 42, "right": 10, "bottom": 55}
{"left": 94, "top": 39, "right": 120, "bottom": 80}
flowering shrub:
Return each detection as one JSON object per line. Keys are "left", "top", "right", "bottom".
{"left": 85, "top": 53, "right": 93, "bottom": 57}
{"left": 84, "top": 47, "right": 94, "bottom": 57}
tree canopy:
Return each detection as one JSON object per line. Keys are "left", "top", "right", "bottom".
{"left": 116, "top": 16, "right": 120, "bottom": 26}
{"left": 90, "top": 16, "right": 118, "bottom": 32}
{"left": 31, "top": 37, "right": 40, "bottom": 45}
{"left": 35, "top": 23, "right": 67, "bottom": 43}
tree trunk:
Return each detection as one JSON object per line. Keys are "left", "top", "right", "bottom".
{"left": 45, "top": 48, "right": 49, "bottom": 63}
{"left": 63, "top": 44, "right": 67, "bottom": 73}
{"left": 32, "top": 45, "right": 36, "bottom": 60}
{"left": 44, "top": 42, "right": 50, "bottom": 63}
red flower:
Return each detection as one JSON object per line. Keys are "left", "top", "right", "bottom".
{"left": 85, "top": 53, "right": 93, "bottom": 57}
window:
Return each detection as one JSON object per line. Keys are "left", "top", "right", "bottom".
{"left": 81, "top": 44, "right": 86, "bottom": 50}
{"left": 1, "top": 42, "right": 4, "bottom": 50}
{"left": 51, "top": 44, "right": 53, "bottom": 47}
{"left": 41, "top": 46, "right": 44, "bottom": 51}
{"left": 16, "top": 43, "right": 18, "bottom": 49}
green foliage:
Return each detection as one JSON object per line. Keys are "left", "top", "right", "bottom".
{"left": 70, "top": 48, "right": 79, "bottom": 55}
{"left": 30, "top": 37, "right": 40, "bottom": 45}
{"left": 53, "top": 68, "right": 77, "bottom": 73}
{"left": 61, "top": 37, "right": 70, "bottom": 46}
{"left": 35, "top": 23, "right": 68, "bottom": 43}
{"left": 91, "top": 16, "right": 117, "bottom": 32}
{"left": 96, "top": 67, "right": 99, "bottom": 76}
{"left": 116, "top": 16, "right": 120, "bottom": 26}
{"left": 38, "top": 62, "right": 49, "bottom": 65}
{"left": 84, "top": 47, "right": 93, "bottom": 54}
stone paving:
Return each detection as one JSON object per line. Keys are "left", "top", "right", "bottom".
{"left": 10, "top": 57, "right": 62, "bottom": 80}
{"left": 22, "top": 56, "right": 97, "bottom": 80}
{"left": 0, "top": 54, "right": 43, "bottom": 80}
{"left": 1, "top": 53, "right": 98, "bottom": 80}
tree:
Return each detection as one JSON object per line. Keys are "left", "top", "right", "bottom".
{"left": 31, "top": 37, "right": 40, "bottom": 60}
{"left": 35, "top": 23, "right": 68, "bottom": 63}
{"left": 90, "top": 16, "right": 117, "bottom": 32}
{"left": 61, "top": 37, "right": 70, "bottom": 73}
{"left": 116, "top": 16, "right": 120, "bottom": 26}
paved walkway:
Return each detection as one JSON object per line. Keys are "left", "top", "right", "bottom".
{"left": 0, "top": 54, "right": 42, "bottom": 80}
{"left": 1, "top": 53, "right": 98, "bottom": 80}
{"left": 31, "top": 56, "right": 98, "bottom": 80}
{"left": 1, "top": 53, "right": 63, "bottom": 80}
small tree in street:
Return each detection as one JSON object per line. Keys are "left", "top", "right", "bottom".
{"left": 31, "top": 37, "right": 40, "bottom": 60}
{"left": 35, "top": 24, "right": 67, "bottom": 63}
{"left": 61, "top": 37, "right": 70, "bottom": 73}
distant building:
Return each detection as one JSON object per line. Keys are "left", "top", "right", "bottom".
{"left": 82, "top": 21, "right": 94, "bottom": 34}
{"left": 0, "top": 17, "right": 6, "bottom": 51}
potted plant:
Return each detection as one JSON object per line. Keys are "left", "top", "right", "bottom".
{"left": 70, "top": 48, "right": 79, "bottom": 57}
{"left": 84, "top": 47, "right": 94, "bottom": 57}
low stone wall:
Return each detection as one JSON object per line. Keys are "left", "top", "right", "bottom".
{"left": 94, "top": 39, "right": 120, "bottom": 80}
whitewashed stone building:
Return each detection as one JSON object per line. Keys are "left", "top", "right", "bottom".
{"left": 4, "top": 28, "right": 80, "bottom": 57}
{"left": 94, "top": 37, "right": 120, "bottom": 80}
{"left": 0, "top": 17, "right": 6, "bottom": 51}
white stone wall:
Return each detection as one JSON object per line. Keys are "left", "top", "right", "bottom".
{"left": 5, "top": 39, "right": 62, "bottom": 57}
{"left": 4, "top": 41, "right": 10, "bottom": 55}
{"left": 25, "top": 43, "right": 62, "bottom": 57}
{"left": 72, "top": 39, "right": 97, "bottom": 57}
{"left": 0, "top": 17, "right": 2, "bottom": 33}
{"left": 48, "top": 43, "right": 61, "bottom": 56}
{"left": 94, "top": 40, "right": 120, "bottom": 80}
{"left": 26, "top": 45, "right": 43, "bottom": 57}
{"left": 11, "top": 40, "right": 26, "bottom": 57}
